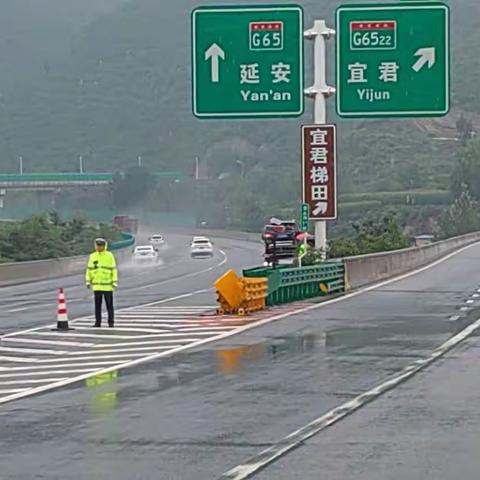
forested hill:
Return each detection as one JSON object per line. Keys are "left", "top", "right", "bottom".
{"left": 0, "top": 0, "right": 478, "bottom": 195}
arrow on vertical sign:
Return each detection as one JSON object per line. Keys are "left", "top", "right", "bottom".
{"left": 313, "top": 202, "right": 328, "bottom": 216}
{"left": 412, "top": 47, "right": 436, "bottom": 72}
{"left": 205, "top": 43, "right": 225, "bottom": 83}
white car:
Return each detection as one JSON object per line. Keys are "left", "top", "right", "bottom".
{"left": 149, "top": 234, "right": 165, "bottom": 250}
{"left": 192, "top": 236, "right": 209, "bottom": 243}
{"left": 190, "top": 238, "right": 214, "bottom": 258}
{"left": 133, "top": 245, "right": 158, "bottom": 263}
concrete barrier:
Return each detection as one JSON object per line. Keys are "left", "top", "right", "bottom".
{"left": 345, "top": 231, "right": 480, "bottom": 290}
{"left": 0, "top": 246, "right": 132, "bottom": 288}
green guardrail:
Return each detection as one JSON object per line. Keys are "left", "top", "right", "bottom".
{"left": 243, "top": 261, "right": 345, "bottom": 306}
{"left": 0, "top": 173, "right": 113, "bottom": 183}
{"left": 110, "top": 232, "right": 135, "bottom": 251}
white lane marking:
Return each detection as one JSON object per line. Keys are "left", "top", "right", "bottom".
{"left": 4, "top": 300, "right": 42, "bottom": 313}
{"left": 93, "top": 338, "right": 198, "bottom": 348}
{"left": 119, "top": 308, "right": 211, "bottom": 312}
{"left": 108, "top": 319, "right": 219, "bottom": 325}
{"left": 118, "top": 308, "right": 213, "bottom": 313}
{"left": 0, "top": 378, "right": 67, "bottom": 386}
{"left": 0, "top": 355, "right": 39, "bottom": 363}
{"left": 174, "top": 327, "right": 236, "bottom": 332}
{"left": 1, "top": 241, "right": 478, "bottom": 406}
{"left": 0, "top": 289, "right": 212, "bottom": 340}
{"left": 73, "top": 321, "right": 226, "bottom": 329}
{"left": 466, "top": 299, "right": 475, "bottom": 304}
{"left": 0, "top": 389, "right": 31, "bottom": 394}
{"left": 72, "top": 326, "right": 169, "bottom": 333}
{"left": 115, "top": 314, "right": 210, "bottom": 319}
{"left": 2, "top": 361, "right": 129, "bottom": 371}
{"left": 6, "top": 307, "right": 31, "bottom": 313}
{"left": 473, "top": 294, "right": 480, "bottom": 298}
{"left": 27, "top": 331, "right": 170, "bottom": 340}
{"left": 0, "top": 346, "right": 67, "bottom": 355}
{"left": 1, "top": 323, "right": 57, "bottom": 339}
{"left": 67, "top": 345, "right": 183, "bottom": 355}
{"left": 72, "top": 323, "right": 176, "bottom": 331}
{"left": 35, "top": 353, "right": 147, "bottom": 363}
{"left": 461, "top": 306, "right": 469, "bottom": 311}
{"left": 27, "top": 329, "right": 233, "bottom": 340}
{"left": 126, "top": 250, "right": 227, "bottom": 292}
{"left": 136, "top": 305, "right": 218, "bottom": 313}
{"left": 0, "top": 368, "right": 98, "bottom": 378}
{"left": 449, "top": 315, "right": 461, "bottom": 321}
{"left": 2, "top": 337, "right": 94, "bottom": 348}
{"left": 219, "top": 315, "right": 480, "bottom": 480}
{"left": 121, "top": 288, "right": 212, "bottom": 311}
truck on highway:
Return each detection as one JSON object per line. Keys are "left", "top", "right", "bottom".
{"left": 113, "top": 215, "right": 138, "bottom": 234}
{"left": 262, "top": 218, "right": 314, "bottom": 266}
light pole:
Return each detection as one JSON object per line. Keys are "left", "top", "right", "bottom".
{"left": 18, "top": 156, "right": 23, "bottom": 175}
{"left": 304, "top": 20, "right": 336, "bottom": 255}
{"left": 195, "top": 156, "right": 200, "bottom": 180}
{"left": 236, "top": 160, "right": 245, "bottom": 177}
{"left": 137, "top": 155, "right": 142, "bottom": 168}
{"left": 79, "top": 156, "right": 84, "bottom": 174}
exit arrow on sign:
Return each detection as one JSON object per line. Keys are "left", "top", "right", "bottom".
{"left": 412, "top": 47, "right": 436, "bottom": 73}
{"left": 205, "top": 43, "right": 225, "bottom": 83}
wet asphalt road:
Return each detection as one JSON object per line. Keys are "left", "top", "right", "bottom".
{"left": 0, "top": 228, "right": 262, "bottom": 334}
{"left": 2, "top": 242, "right": 480, "bottom": 479}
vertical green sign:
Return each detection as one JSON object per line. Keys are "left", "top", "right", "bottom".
{"left": 336, "top": 2, "right": 450, "bottom": 118}
{"left": 192, "top": 5, "right": 304, "bottom": 119}
{"left": 301, "top": 203, "right": 310, "bottom": 232}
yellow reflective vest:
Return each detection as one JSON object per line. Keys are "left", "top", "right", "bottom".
{"left": 85, "top": 250, "right": 118, "bottom": 291}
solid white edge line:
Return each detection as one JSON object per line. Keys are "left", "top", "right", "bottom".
{"left": 0, "top": 388, "right": 31, "bottom": 394}
{"left": 0, "top": 355, "right": 39, "bottom": 363}
{"left": 0, "top": 378, "right": 68, "bottom": 386}
{"left": 2, "top": 360, "right": 133, "bottom": 372}
{"left": 0, "top": 241, "right": 478, "bottom": 406}
{"left": 0, "top": 368, "right": 99, "bottom": 378}
{"left": 1, "top": 337, "right": 94, "bottom": 348}
{"left": 218, "top": 316, "right": 480, "bottom": 480}
{"left": 35, "top": 353, "right": 148, "bottom": 363}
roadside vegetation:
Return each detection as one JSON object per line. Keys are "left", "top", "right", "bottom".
{"left": 0, "top": 213, "right": 121, "bottom": 263}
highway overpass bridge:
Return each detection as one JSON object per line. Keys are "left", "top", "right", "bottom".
{"left": 0, "top": 172, "right": 183, "bottom": 190}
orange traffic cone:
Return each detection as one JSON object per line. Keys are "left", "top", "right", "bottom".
{"left": 54, "top": 288, "right": 73, "bottom": 331}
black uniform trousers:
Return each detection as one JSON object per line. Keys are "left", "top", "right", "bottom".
{"left": 94, "top": 290, "right": 114, "bottom": 327}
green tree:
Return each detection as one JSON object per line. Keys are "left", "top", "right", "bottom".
{"left": 0, "top": 213, "right": 121, "bottom": 262}
{"left": 451, "top": 136, "right": 480, "bottom": 199}
{"left": 456, "top": 114, "right": 474, "bottom": 145}
{"left": 437, "top": 184, "right": 480, "bottom": 238}
{"left": 328, "top": 237, "right": 360, "bottom": 258}
{"left": 352, "top": 215, "right": 409, "bottom": 254}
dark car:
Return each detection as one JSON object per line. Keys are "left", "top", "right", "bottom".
{"left": 262, "top": 220, "right": 299, "bottom": 261}
{"left": 262, "top": 220, "right": 316, "bottom": 265}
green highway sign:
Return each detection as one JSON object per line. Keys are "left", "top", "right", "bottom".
{"left": 336, "top": 2, "right": 450, "bottom": 118}
{"left": 192, "top": 5, "right": 304, "bottom": 118}
{"left": 301, "top": 203, "right": 310, "bottom": 232}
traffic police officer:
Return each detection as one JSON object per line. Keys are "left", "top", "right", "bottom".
{"left": 85, "top": 238, "right": 118, "bottom": 327}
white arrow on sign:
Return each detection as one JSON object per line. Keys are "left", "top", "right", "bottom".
{"left": 312, "top": 202, "right": 328, "bottom": 216}
{"left": 205, "top": 43, "right": 225, "bottom": 83}
{"left": 412, "top": 47, "right": 436, "bottom": 73}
